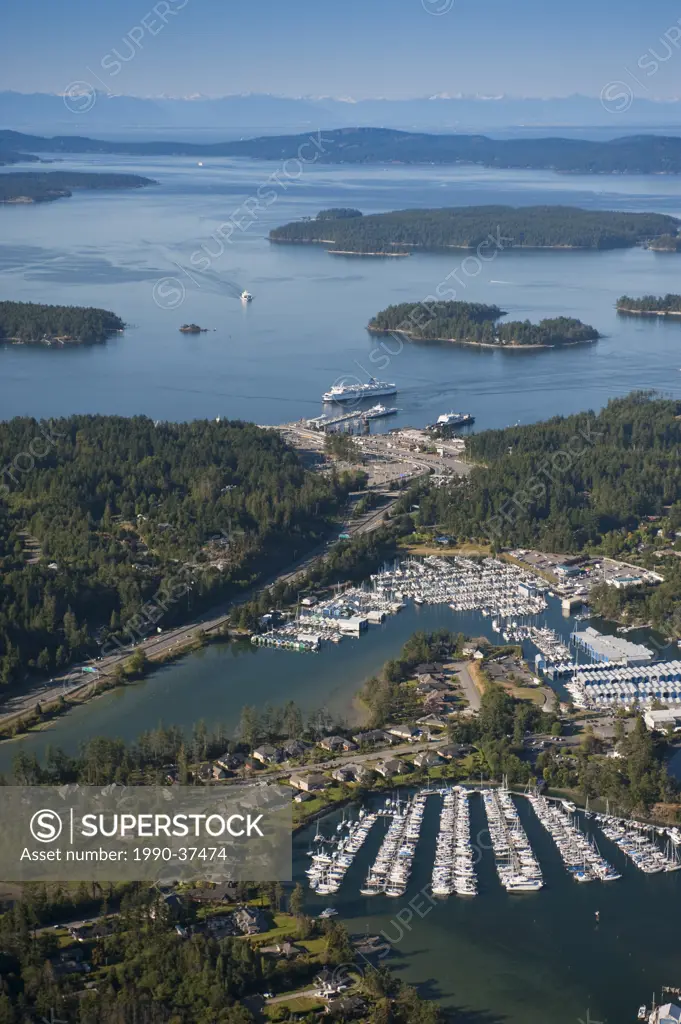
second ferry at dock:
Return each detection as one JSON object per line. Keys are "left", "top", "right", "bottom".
{"left": 323, "top": 377, "right": 397, "bottom": 403}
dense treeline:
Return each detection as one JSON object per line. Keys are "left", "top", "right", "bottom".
{"left": 7, "top": 127, "right": 681, "bottom": 175}
{"left": 0, "top": 415, "right": 355, "bottom": 686}
{"left": 0, "top": 885, "right": 445, "bottom": 1023}
{"left": 0, "top": 171, "right": 155, "bottom": 203}
{"left": 271, "top": 205, "right": 681, "bottom": 251}
{"left": 369, "top": 300, "right": 599, "bottom": 347}
{"left": 538, "top": 715, "right": 675, "bottom": 814}
{"left": 0, "top": 301, "right": 124, "bottom": 344}
{"left": 415, "top": 392, "right": 681, "bottom": 553}
{"left": 617, "top": 293, "right": 681, "bottom": 314}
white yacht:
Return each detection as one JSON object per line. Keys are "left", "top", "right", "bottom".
{"left": 241, "top": 291, "right": 253, "bottom": 302}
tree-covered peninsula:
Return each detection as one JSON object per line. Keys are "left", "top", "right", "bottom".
{"left": 0, "top": 301, "right": 125, "bottom": 345}
{"left": 0, "top": 415, "right": 362, "bottom": 687}
{"left": 271, "top": 205, "right": 681, "bottom": 253}
{"left": 617, "top": 294, "right": 681, "bottom": 316}
{"left": 368, "top": 300, "right": 600, "bottom": 348}
{"left": 0, "top": 170, "right": 155, "bottom": 204}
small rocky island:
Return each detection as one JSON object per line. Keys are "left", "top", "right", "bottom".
{"left": 617, "top": 294, "right": 681, "bottom": 317}
{"left": 368, "top": 300, "right": 600, "bottom": 349}
{"left": 0, "top": 301, "right": 125, "bottom": 346}
{"left": 179, "top": 324, "right": 208, "bottom": 334}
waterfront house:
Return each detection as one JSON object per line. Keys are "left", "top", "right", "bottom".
{"left": 234, "top": 906, "right": 267, "bottom": 935}
{"left": 353, "top": 729, "right": 395, "bottom": 747}
{"left": 437, "top": 743, "right": 470, "bottom": 760}
{"left": 318, "top": 735, "right": 347, "bottom": 752}
{"left": 375, "top": 758, "right": 410, "bottom": 778}
{"left": 325, "top": 995, "right": 367, "bottom": 1018}
{"left": 331, "top": 766, "right": 356, "bottom": 783}
{"left": 413, "top": 750, "right": 442, "bottom": 769}
{"left": 253, "top": 744, "right": 282, "bottom": 765}
{"left": 282, "top": 739, "right": 308, "bottom": 759}
{"left": 293, "top": 791, "right": 314, "bottom": 802}
{"left": 290, "top": 772, "right": 330, "bottom": 792}
{"left": 386, "top": 724, "right": 421, "bottom": 742}
{"left": 216, "top": 751, "right": 245, "bottom": 771}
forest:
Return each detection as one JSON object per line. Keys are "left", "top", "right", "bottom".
{"left": 368, "top": 300, "right": 599, "bottom": 347}
{"left": 270, "top": 204, "right": 681, "bottom": 251}
{"left": 0, "top": 301, "right": 125, "bottom": 344}
{"left": 0, "top": 415, "right": 358, "bottom": 687}
{"left": 6, "top": 127, "right": 681, "bottom": 174}
{"left": 0, "top": 170, "right": 155, "bottom": 203}
{"left": 617, "top": 293, "right": 681, "bottom": 314}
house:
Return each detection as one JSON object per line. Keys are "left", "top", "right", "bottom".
{"left": 386, "top": 725, "right": 421, "bottom": 742}
{"left": 212, "top": 765, "right": 227, "bottom": 780}
{"left": 196, "top": 762, "right": 213, "bottom": 781}
{"left": 353, "top": 729, "right": 394, "bottom": 747}
{"left": 290, "top": 772, "right": 330, "bottom": 792}
{"left": 437, "top": 743, "right": 469, "bottom": 760}
{"left": 326, "top": 995, "right": 368, "bottom": 1019}
{"left": 318, "top": 735, "right": 347, "bottom": 752}
{"left": 417, "top": 713, "right": 449, "bottom": 729}
{"left": 294, "top": 791, "right": 314, "bottom": 803}
{"left": 413, "top": 750, "right": 442, "bottom": 768}
{"left": 416, "top": 675, "right": 450, "bottom": 692}
{"left": 375, "top": 758, "right": 410, "bottom": 778}
{"left": 414, "top": 663, "right": 439, "bottom": 675}
{"left": 333, "top": 763, "right": 373, "bottom": 784}
{"left": 204, "top": 914, "right": 237, "bottom": 938}
{"left": 282, "top": 739, "right": 308, "bottom": 759}
{"left": 233, "top": 906, "right": 267, "bottom": 935}
{"left": 216, "top": 751, "right": 245, "bottom": 771}
{"left": 341, "top": 738, "right": 358, "bottom": 751}
{"left": 422, "top": 692, "right": 449, "bottom": 711}
{"left": 253, "top": 744, "right": 282, "bottom": 765}
{"left": 185, "top": 882, "right": 238, "bottom": 904}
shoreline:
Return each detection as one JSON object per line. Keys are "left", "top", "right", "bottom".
{"left": 270, "top": 237, "right": 625, "bottom": 252}
{"left": 617, "top": 306, "right": 681, "bottom": 318}
{"left": 366, "top": 326, "right": 599, "bottom": 350}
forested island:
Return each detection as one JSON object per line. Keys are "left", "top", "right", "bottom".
{"left": 617, "top": 294, "right": 681, "bottom": 317}
{"left": 5, "top": 127, "right": 681, "bottom": 174}
{"left": 0, "top": 170, "right": 155, "bottom": 204}
{"left": 0, "top": 301, "right": 125, "bottom": 345}
{"left": 0, "top": 415, "right": 363, "bottom": 687}
{"left": 368, "top": 300, "right": 600, "bottom": 348}
{"left": 271, "top": 205, "right": 681, "bottom": 252}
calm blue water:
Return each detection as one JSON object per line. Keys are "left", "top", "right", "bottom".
{"left": 2, "top": 155, "right": 681, "bottom": 429}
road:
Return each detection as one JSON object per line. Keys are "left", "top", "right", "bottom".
{"left": 449, "top": 661, "right": 482, "bottom": 712}
{"left": 0, "top": 495, "right": 400, "bottom": 726}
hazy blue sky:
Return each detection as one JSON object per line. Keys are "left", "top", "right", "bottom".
{"left": 3, "top": 0, "right": 681, "bottom": 99}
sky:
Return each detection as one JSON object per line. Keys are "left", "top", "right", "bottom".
{"left": 2, "top": 0, "right": 681, "bottom": 100}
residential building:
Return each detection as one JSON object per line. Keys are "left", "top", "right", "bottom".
{"left": 413, "top": 750, "right": 442, "bottom": 768}
{"left": 290, "top": 772, "right": 330, "bottom": 792}
{"left": 375, "top": 758, "right": 410, "bottom": 778}
{"left": 253, "top": 744, "right": 282, "bottom": 765}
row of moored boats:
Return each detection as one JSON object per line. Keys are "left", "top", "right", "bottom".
{"left": 528, "top": 792, "right": 621, "bottom": 882}
{"left": 432, "top": 787, "right": 478, "bottom": 897}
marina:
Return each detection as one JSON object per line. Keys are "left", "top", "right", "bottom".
{"left": 303, "top": 787, "right": 681, "bottom": 903}
{"left": 527, "top": 791, "right": 621, "bottom": 882}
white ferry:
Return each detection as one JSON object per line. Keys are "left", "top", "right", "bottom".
{"left": 363, "top": 403, "right": 398, "bottom": 420}
{"left": 436, "top": 411, "right": 474, "bottom": 427}
{"left": 323, "top": 377, "right": 397, "bottom": 403}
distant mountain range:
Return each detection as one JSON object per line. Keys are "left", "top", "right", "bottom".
{"left": 3, "top": 127, "right": 681, "bottom": 175}
{"left": 2, "top": 90, "right": 681, "bottom": 133}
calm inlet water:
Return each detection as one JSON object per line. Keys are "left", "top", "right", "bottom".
{"left": 2, "top": 156, "right": 681, "bottom": 428}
